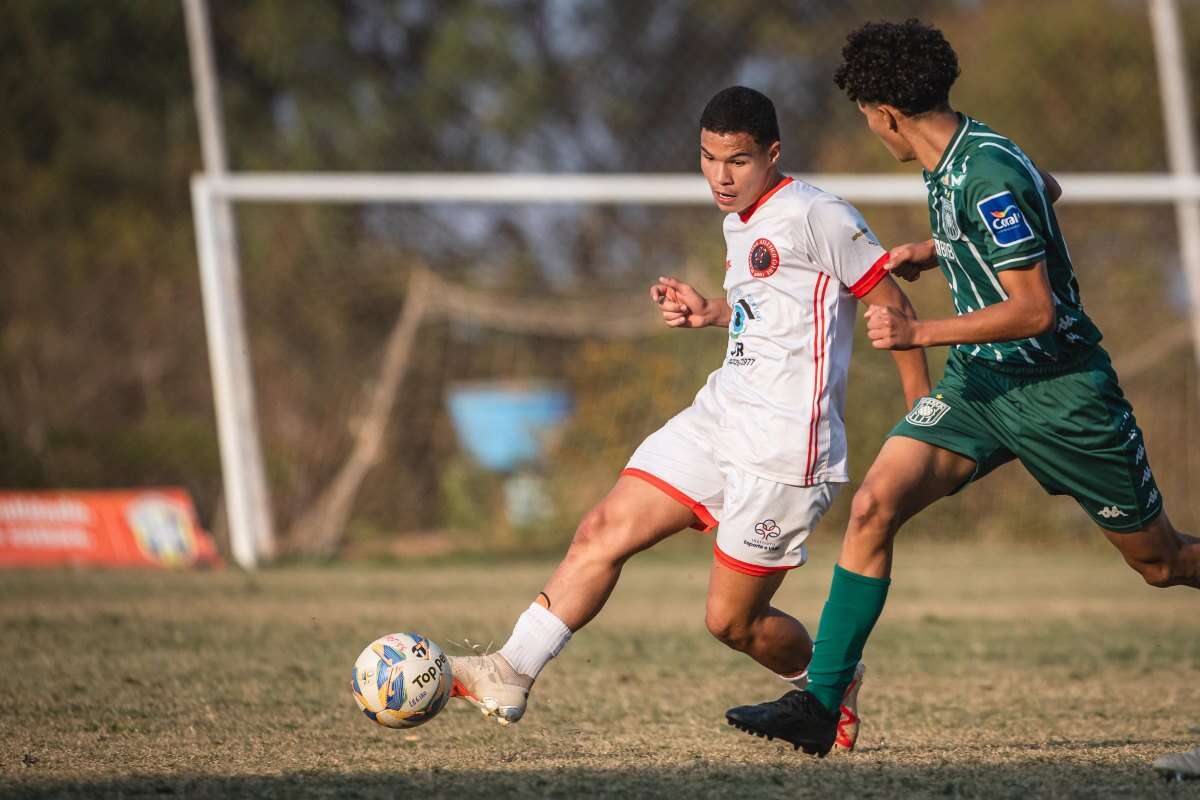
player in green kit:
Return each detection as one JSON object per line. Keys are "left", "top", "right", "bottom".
{"left": 726, "top": 18, "right": 1200, "bottom": 756}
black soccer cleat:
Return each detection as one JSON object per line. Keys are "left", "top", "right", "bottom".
{"left": 725, "top": 690, "right": 839, "bottom": 757}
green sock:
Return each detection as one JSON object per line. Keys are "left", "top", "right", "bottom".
{"left": 805, "top": 564, "right": 891, "bottom": 714}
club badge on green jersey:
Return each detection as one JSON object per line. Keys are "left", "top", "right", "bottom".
{"left": 976, "top": 190, "right": 1034, "bottom": 247}
{"left": 939, "top": 195, "right": 961, "bottom": 240}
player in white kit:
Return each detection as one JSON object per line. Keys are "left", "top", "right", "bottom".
{"left": 450, "top": 87, "right": 930, "bottom": 750}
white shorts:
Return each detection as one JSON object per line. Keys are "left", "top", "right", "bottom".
{"left": 623, "top": 402, "right": 841, "bottom": 576}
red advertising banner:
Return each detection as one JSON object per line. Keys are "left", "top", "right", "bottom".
{"left": 0, "top": 489, "right": 222, "bottom": 568}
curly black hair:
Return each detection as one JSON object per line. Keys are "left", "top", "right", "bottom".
{"left": 833, "top": 19, "right": 960, "bottom": 116}
{"left": 699, "top": 86, "right": 780, "bottom": 148}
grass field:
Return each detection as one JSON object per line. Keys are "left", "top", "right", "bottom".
{"left": 1, "top": 539, "right": 1198, "bottom": 798}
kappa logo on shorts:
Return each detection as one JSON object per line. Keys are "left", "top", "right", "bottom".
{"left": 1097, "top": 505, "right": 1128, "bottom": 520}
{"left": 906, "top": 396, "right": 951, "bottom": 427}
{"left": 753, "top": 519, "right": 781, "bottom": 539}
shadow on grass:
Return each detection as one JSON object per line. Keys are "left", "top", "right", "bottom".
{"left": 2, "top": 761, "right": 1187, "bottom": 799}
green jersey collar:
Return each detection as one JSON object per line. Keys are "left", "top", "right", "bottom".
{"left": 930, "top": 113, "right": 970, "bottom": 177}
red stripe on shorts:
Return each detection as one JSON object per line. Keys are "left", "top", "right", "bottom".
{"left": 620, "top": 468, "right": 717, "bottom": 531}
{"left": 712, "top": 542, "right": 796, "bottom": 577}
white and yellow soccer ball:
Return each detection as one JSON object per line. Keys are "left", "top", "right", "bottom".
{"left": 351, "top": 633, "right": 453, "bottom": 728}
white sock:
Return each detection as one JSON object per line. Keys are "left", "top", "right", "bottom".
{"left": 776, "top": 669, "right": 809, "bottom": 690}
{"left": 497, "top": 602, "right": 573, "bottom": 679}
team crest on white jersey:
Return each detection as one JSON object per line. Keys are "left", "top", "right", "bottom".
{"left": 906, "top": 396, "right": 951, "bottom": 427}
{"left": 748, "top": 238, "right": 780, "bottom": 278}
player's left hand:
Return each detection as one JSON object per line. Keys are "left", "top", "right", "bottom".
{"left": 865, "top": 304, "right": 921, "bottom": 350}
{"left": 651, "top": 276, "right": 713, "bottom": 328}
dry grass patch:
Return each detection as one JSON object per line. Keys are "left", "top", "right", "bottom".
{"left": 1, "top": 539, "right": 1197, "bottom": 798}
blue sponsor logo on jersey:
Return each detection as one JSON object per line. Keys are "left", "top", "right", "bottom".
{"left": 976, "top": 190, "right": 1034, "bottom": 247}
{"left": 727, "top": 292, "right": 761, "bottom": 341}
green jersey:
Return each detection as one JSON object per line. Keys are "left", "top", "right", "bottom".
{"left": 924, "top": 114, "right": 1102, "bottom": 368}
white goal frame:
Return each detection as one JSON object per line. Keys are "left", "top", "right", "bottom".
{"left": 192, "top": 170, "right": 1200, "bottom": 569}
{"left": 186, "top": 0, "right": 1200, "bottom": 569}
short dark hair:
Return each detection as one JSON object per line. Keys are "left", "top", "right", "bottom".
{"left": 699, "top": 86, "right": 780, "bottom": 148}
{"left": 833, "top": 19, "right": 960, "bottom": 116}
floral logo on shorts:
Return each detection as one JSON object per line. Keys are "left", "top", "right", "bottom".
{"left": 754, "top": 519, "right": 781, "bottom": 539}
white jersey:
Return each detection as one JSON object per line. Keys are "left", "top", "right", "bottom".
{"left": 694, "top": 176, "right": 889, "bottom": 486}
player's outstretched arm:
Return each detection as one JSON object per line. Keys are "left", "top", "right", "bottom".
{"left": 866, "top": 261, "right": 1055, "bottom": 349}
{"left": 857, "top": 274, "right": 931, "bottom": 406}
{"left": 650, "top": 276, "right": 731, "bottom": 328}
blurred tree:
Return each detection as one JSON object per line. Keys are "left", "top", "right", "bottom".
{"left": 0, "top": 1, "right": 218, "bottom": 509}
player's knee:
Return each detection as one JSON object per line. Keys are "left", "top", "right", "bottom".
{"left": 704, "top": 606, "right": 754, "bottom": 651}
{"left": 569, "top": 506, "right": 611, "bottom": 552}
{"left": 848, "top": 483, "right": 899, "bottom": 538}
{"left": 569, "top": 504, "right": 634, "bottom": 563}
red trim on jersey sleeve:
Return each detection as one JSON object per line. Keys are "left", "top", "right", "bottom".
{"left": 712, "top": 542, "right": 797, "bottom": 576}
{"left": 738, "top": 176, "right": 794, "bottom": 223}
{"left": 620, "top": 468, "right": 717, "bottom": 531}
{"left": 848, "top": 252, "right": 890, "bottom": 299}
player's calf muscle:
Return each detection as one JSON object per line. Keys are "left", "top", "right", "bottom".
{"left": 705, "top": 606, "right": 811, "bottom": 673}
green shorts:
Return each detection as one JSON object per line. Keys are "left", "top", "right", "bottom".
{"left": 889, "top": 347, "right": 1163, "bottom": 532}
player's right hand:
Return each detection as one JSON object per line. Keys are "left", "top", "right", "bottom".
{"left": 885, "top": 240, "right": 939, "bottom": 282}
{"left": 650, "top": 277, "right": 711, "bottom": 328}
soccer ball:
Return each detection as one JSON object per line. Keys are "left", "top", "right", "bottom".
{"left": 351, "top": 632, "right": 453, "bottom": 728}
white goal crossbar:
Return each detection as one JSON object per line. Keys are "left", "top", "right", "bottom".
{"left": 204, "top": 172, "right": 1200, "bottom": 204}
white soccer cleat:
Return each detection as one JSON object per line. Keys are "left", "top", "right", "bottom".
{"left": 833, "top": 661, "right": 866, "bottom": 752}
{"left": 449, "top": 653, "right": 533, "bottom": 726}
{"left": 1153, "top": 746, "right": 1200, "bottom": 781}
